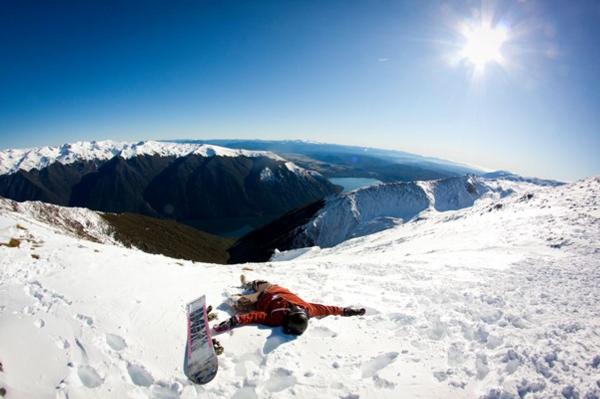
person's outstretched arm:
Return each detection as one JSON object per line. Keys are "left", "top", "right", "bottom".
{"left": 306, "top": 303, "right": 344, "bottom": 318}
{"left": 308, "top": 303, "right": 366, "bottom": 318}
{"left": 213, "top": 311, "right": 268, "bottom": 333}
{"left": 236, "top": 311, "right": 268, "bottom": 325}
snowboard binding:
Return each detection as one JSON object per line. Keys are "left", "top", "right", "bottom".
{"left": 212, "top": 339, "right": 224, "bottom": 356}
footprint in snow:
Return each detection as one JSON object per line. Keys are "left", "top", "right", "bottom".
{"left": 33, "top": 318, "right": 45, "bottom": 328}
{"left": 231, "top": 387, "right": 258, "bottom": 399}
{"left": 311, "top": 326, "right": 338, "bottom": 338}
{"left": 388, "top": 312, "right": 416, "bottom": 326}
{"left": 149, "top": 380, "right": 183, "bottom": 398}
{"left": 361, "top": 352, "right": 399, "bottom": 379}
{"left": 127, "top": 363, "right": 154, "bottom": 387}
{"left": 77, "top": 365, "right": 103, "bottom": 388}
{"left": 76, "top": 314, "right": 94, "bottom": 327}
{"left": 264, "top": 367, "right": 296, "bottom": 393}
{"left": 433, "top": 370, "right": 449, "bottom": 382}
{"left": 373, "top": 374, "right": 396, "bottom": 389}
{"left": 54, "top": 337, "right": 70, "bottom": 349}
{"left": 106, "top": 333, "right": 127, "bottom": 351}
{"left": 22, "top": 305, "right": 34, "bottom": 315}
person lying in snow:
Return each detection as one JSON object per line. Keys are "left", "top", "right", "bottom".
{"left": 213, "top": 277, "right": 366, "bottom": 336}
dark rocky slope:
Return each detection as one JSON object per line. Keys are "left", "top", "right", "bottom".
{"left": 101, "top": 212, "right": 234, "bottom": 264}
{"left": 227, "top": 199, "right": 325, "bottom": 263}
{"left": 0, "top": 154, "right": 338, "bottom": 233}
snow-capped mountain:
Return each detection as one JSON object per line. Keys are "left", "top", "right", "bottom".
{"left": 298, "top": 175, "right": 498, "bottom": 248}
{"left": 0, "top": 141, "right": 338, "bottom": 235}
{"left": 0, "top": 140, "right": 288, "bottom": 175}
{"left": 229, "top": 175, "right": 528, "bottom": 262}
{"left": 1, "top": 176, "right": 598, "bottom": 398}
{"left": 481, "top": 170, "right": 563, "bottom": 187}
{"left": 171, "top": 139, "right": 483, "bottom": 181}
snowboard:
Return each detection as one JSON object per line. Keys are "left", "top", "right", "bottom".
{"left": 184, "top": 295, "right": 218, "bottom": 384}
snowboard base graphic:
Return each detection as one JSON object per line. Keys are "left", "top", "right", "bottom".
{"left": 184, "top": 295, "right": 218, "bottom": 384}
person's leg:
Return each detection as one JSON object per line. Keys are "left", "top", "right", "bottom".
{"left": 252, "top": 280, "right": 272, "bottom": 293}
{"left": 236, "top": 275, "right": 272, "bottom": 308}
{"left": 242, "top": 277, "right": 271, "bottom": 291}
{"left": 235, "top": 280, "right": 272, "bottom": 310}
{"left": 234, "top": 292, "right": 260, "bottom": 310}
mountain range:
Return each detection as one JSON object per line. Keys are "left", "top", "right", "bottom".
{"left": 0, "top": 141, "right": 338, "bottom": 236}
{"left": 170, "top": 139, "right": 483, "bottom": 182}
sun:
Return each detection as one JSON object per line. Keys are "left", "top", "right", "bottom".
{"left": 460, "top": 23, "right": 508, "bottom": 75}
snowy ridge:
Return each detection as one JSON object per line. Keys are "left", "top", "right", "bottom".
{"left": 0, "top": 140, "right": 293, "bottom": 175}
{"left": 481, "top": 170, "right": 564, "bottom": 187}
{"left": 260, "top": 163, "right": 321, "bottom": 183}
{"left": 284, "top": 161, "right": 320, "bottom": 176}
{"left": 0, "top": 197, "right": 116, "bottom": 244}
{"left": 0, "top": 177, "right": 598, "bottom": 398}
{"left": 417, "top": 175, "right": 493, "bottom": 211}
{"left": 295, "top": 175, "right": 511, "bottom": 248}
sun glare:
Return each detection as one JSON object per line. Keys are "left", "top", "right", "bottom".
{"left": 460, "top": 24, "right": 508, "bottom": 75}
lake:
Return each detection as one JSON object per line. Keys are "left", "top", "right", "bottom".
{"left": 329, "top": 177, "right": 383, "bottom": 193}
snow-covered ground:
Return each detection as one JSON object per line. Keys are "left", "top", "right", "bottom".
{"left": 1, "top": 177, "right": 599, "bottom": 398}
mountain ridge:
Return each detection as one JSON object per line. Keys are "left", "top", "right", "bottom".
{"left": 0, "top": 140, "right": 291, "bottom": 175}
{"left": 229, "top": 175, "right": 520, "bottom": 262}
{"left": 0, "top": 196, "right": 233, "bottom": 263}
{"left": 0, "top": 142, "right": 339, "bottom": 235}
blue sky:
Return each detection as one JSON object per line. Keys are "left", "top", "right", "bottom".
{"left": 1, "top": 0, "right": 598, "bottom": 181}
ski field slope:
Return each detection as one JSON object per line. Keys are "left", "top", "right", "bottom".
{"left": 0, "top": 177, "right": 599, "bottom": 398}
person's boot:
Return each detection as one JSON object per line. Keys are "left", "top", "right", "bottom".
{"left": 206, "top": 305, "right": 217, "bottom": 321}
{"left": 212, "top": 339, "right": 224, "bottom": 355}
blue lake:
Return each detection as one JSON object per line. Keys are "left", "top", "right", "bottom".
{"left": 329, "top": 177, "right": 383, "bottom": 193}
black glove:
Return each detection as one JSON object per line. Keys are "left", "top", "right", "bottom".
{"left": 343, "top": 307, "right": 366, "bottom": 317}
{"left": 213, "top": 316, "right": 238, "bottom": 333}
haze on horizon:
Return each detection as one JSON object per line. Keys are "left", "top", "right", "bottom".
{"left": 1, "top": 1, "right": 599, "bottom": 181}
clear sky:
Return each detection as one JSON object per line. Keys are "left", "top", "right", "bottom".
{"left": 1, "top": 0, "right": 599, "bottom": 181}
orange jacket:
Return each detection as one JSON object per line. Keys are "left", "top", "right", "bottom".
{"left": 236, "top": 285, "right": 343, "bottom": 326}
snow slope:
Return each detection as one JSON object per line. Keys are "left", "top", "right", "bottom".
{"left": 0, "top": 140, "right": 298, "bottom": 175}
{"left": 294, "top": 176, "right": 514, "bottom": 248}
{"left": 0, "top": 197, "right": 117, "bottom": 245}
{"left": 1, "top": 177, "right": 599, "bottom": 398}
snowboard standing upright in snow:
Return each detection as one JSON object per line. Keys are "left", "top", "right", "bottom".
{"left": 184, "top": 295, "right": 218, "bottom": 384}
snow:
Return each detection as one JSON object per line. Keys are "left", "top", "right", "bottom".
{"left": 0, "top": 197, "right": 117, "bottom": 245}
{"left": 0, "top": 140, "right": 289, "bottom": 175}
{"left": 0, "top": 177, "right": 599, "bottom": 398}
{"left": 260, "top": 167, "right": 275, "bottom": 182}
{"left": 284, "top": 161, "right": 322, "bottom": 177}
{"left": 481, "top": 171, "right": 563, "bottom": 187}
{"left": 295, "top": 176, "right": 514, "bottom": 248}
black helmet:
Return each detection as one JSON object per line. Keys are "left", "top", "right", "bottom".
{"left": 283, "top": 306, "right": 309, "bottom": 335}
